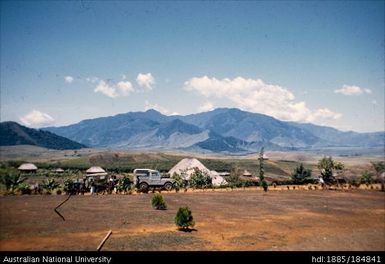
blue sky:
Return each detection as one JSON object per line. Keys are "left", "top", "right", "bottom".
{"left": 1, "top": 1, "right": 384, "bottom": 132}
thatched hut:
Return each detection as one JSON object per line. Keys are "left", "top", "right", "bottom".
{"left": 18, "top": 163, "right": 37, "bottom": 173}
{"left": 86, "top": 166, "right": 107, "bottom": 177}
{"left": 243, "top": 170, "right": 252, "bottom": 177}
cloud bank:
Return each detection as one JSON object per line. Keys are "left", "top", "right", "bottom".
{"left": 184, "top": 76, "right": 341, "bottom": 123}
{"left": 334, "top": 85, "right": 371, "bottom": 95}
{"left": 93, "top": 73, "right": 153, "bottom": 98}
{"left": 20, "top": 110, "right": 55, "bottom": 128}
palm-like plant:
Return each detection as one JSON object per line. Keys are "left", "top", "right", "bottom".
{"left": 42, "top": 179, "right": 60, "bottom": 194}
{"left": 0, "top": 173, "right": 26, "bottom": 193}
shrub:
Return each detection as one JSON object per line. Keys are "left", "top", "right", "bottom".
{"left": 0, "top": 173, "right": 26, "bottom": 194}
{"left": 42, "top": 179, "right": 60, "bottom": 194}
{"left": 17, "top": 182, "right": 31, "bottom": 195}
{"left": 189, "top": 168, "right": 212, "bottom": 189}
{"left": 175, "top": 206, "right": 195, "bottom": 230}
{"left": 261, "top": 180, "right": 268, "bottom": 192}
{"left": 360, "top": 171, "right": 373, "bottom": 184}
{"left": 117, "top": 176, "right": 132, "bottom": 193}
{"left": 171, "top": 173, "right": 187, "bottom": 192}
{"left": 63, "top": 179, "right": 76, "bottom": 194}
{"left": 151, "top": 193, "right": 167, "bottom": 210}
{"left": 291, "top": 164, "right": 312, "bottom": 184}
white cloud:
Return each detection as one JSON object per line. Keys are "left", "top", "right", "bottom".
{"left": 94, "top": 80, "right": 118, "bottom": 98}
{"left": 198, "top": 101, "right": 215, "bottom": 112}
{"left": 136, "top": 73, "right": 155, "bottom": 91}
{"left": 372, "top": 100, "right": 377, "bottom": 105}
{"left": 117, "top": 81, "right": 134, "bottom": 95}
{"left": 94, "top": 79, "right": 134, "bottom": 98}
{"left": 311, "top": 108, "right": 342, "bottom": 120}
{"left": 144, "top": 100, "right": 178, "bottom": 115}
{"left": 184, "top": 76, "right": 341, "bottom": 123}
{"left": 334, "top": 85, "right": 371, "bottom": 95}
{"left": 20, "top": 110, "right": 55, "bottom": 128}
{"left": 86, "top": 77, "right": 99, "bottom": 83}
{"left": 64, "top": 76, "right": 74, "bottom": 83}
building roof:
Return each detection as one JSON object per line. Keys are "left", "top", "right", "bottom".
{"left": 243, "top": 170, "right": 252, "bottom": 176}
{"left": 86, "top": 166, "right": 106, "bottom": 174}
{"left": 18, "top": 163, "right": 38, "bottom": 171}
{"left": 53, "top": 168, "right": 64, "bottom": 173}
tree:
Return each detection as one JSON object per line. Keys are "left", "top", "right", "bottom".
{"left": 0, "top": 173, "right": 26, "bottom": 194}
{"left": 258, "top": 147, "right": 268, "bottom": 191}
{"left": 228, "top": 165, "right": 241, "bottom": 189}
{"left": 258, "top": 147, "right": 265, "bottom": 182}
{"left": 360, "top": 171, "right": 372, "bottom": 184}
{"left": 317, "top": 156, "right": 343, "bottom": 184}
{"left": 291, "top": 164, "right": 312, "bottom": 184}
{"left": 171, "top": 172, "right": 187, "bottom": 192}
{"left": 175, "top": 207, "right": 195, "bottom": 231}
{"left": 371, "top": 161, "right": 384, "bottom": 174}
{"left": 371, "top": 161, "right": 385, "bottom": 191}
{"left": 189, "top": 168, "right": 212, "bottom": 189}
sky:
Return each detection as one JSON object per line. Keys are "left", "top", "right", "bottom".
{"left": 1, "top": 1, "right": 384, "bottom": 132}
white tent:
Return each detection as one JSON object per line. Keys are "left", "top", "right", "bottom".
{"left": 168, "top": 158, "right": 227, "bottom": 186}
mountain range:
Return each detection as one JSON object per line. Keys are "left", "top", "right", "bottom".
{"left": 0, "top": 121, "right": 86, "bottom": 150}
{"left": 38, "top": 108, "right": 384, "bottom": 153}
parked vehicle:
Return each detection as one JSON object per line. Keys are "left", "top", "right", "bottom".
{"left": 134, "top": 168, "right": 174, "bottom": 192}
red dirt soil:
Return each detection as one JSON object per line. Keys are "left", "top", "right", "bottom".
{"left": 0, "top": 189, "right": 384, "bottom": 251}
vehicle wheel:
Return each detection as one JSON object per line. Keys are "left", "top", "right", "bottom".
{"left": 139, "top": 182, "right": 149, "bottom": 193}
{"left": 163, "top": 182, "right": 172, "bottom": 191}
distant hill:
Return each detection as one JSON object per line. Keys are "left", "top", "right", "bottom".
{"left": 42, "top": 108, "right": 384, "bottom": 153}
{"left": 0, "top": 121, "right": 86, "bottom": 150}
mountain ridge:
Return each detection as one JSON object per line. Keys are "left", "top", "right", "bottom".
{"left": 41, "top": 108, "right": 384, "bottom": 153}
{"left": 0, "top": 121, "right": 86, "bottom": 150}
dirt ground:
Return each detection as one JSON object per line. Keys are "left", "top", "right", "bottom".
{"left": 0, "top": 188, "right": 384, "bottom": 251}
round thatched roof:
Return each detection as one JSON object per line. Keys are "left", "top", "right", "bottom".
{"left": 243, "top": 170, "right": 252, "bottom": 176}
{"left": 18, "top": 163, "right": 38, "bottom": 171}
{"left": 86, "top": 166, "right": 106, "bottom": 174}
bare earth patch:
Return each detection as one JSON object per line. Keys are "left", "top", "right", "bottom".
{"left": 0, "top": 189, "right": 384, "bottom": 251}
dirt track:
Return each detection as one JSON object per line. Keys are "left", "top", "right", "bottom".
{"left": 0, "top": 189, "right": 384, "bottom": 251}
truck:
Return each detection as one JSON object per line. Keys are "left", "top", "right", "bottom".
{"left": 133, "top": 168, "right": 174, "bottom": 192}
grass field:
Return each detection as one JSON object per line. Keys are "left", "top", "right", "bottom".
{"left": 0, "top": 188, "right": 384, "bottom": 251}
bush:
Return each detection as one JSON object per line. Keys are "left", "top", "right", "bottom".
{"left": 261, "top": 180, "right": 268, "bottom": 192}
{"left": 189, "top": 168, "right": 212, "bottom": 189}
{"left": 151, "top": 193, "right": 167, "bottom": 210}
{"left": 42, "top": 179, "right": 60, "bottom": 194}
{"left": 175, "top": 206, "right": 195, "bottom": 230}
{"left": 360, "top": 171, "right": 373, "bottom": 184}
{"left": 291, "top": 164, "right": 312, "bottom": 184}
{"left": 117, "top": 176, "right": 132, "bottom": 193}
{"left": 63, "top": 179, "right": 76, "bottom": 194}
{"left": 17, "top": 182, "right": 31, "bottom": 195}
{"left": 171, "top": 173, "right": 187, "bottom": 192}
{"left": 0, "top": 173, "right": 26, "bottom": 194}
